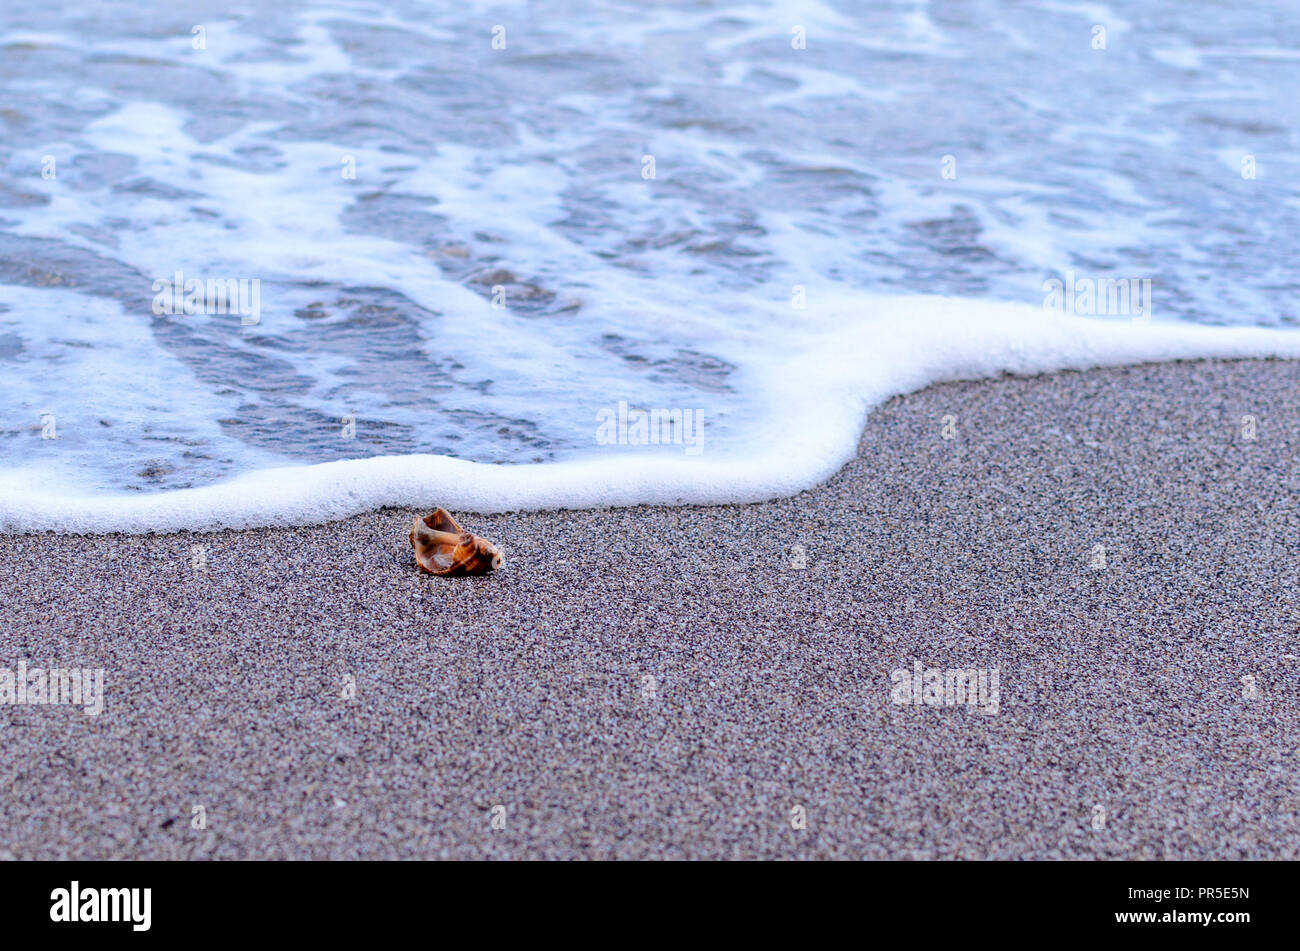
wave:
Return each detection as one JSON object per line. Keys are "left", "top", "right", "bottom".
{"left": 5, "top": 294, "right": 1298, "bottom": 534}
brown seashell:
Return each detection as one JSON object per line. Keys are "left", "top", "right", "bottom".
{"left": 409, "top": 508, "right": 504, "bottom": 576}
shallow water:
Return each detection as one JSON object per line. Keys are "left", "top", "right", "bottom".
{"left": 1, "top": 0, "right": 1298, "bottom": 508}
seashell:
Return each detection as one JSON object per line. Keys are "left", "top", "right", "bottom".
{"left": 410, "top": 508, "right": 504, "bottom": 576}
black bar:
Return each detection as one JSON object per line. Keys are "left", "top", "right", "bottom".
{"left": 0, "top": 861, "right": 1280, "bottom": 939}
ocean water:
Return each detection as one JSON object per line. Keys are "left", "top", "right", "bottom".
{"left": 2, "top": 0, "right": 1299, "bottom": 532}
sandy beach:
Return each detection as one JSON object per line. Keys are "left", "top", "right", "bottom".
{"left": 1, "top": 357, "right": 1297, "bottom": 860}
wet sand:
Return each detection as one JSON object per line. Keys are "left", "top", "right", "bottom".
{"left": 1, "top": 358, "right": 1297, "bottom": 859}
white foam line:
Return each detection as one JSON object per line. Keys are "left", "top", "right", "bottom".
{"left": 4, "top": 294, "right": 1299, "bottom": 534}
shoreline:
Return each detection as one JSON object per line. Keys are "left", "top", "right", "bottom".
{"left": 2, "top": 357, "right": 1297, "bottom": 859}
{"left": 9, "top": 301, "right": 1300, "bottom": 535}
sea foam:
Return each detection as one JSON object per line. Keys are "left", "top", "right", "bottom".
{"left": 4, "top": 294, "right": 1298, "bottom": 534}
